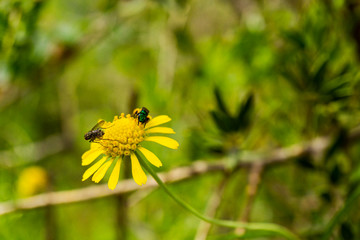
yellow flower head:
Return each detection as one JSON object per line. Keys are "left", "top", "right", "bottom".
{"left": 17, "top": 166, "right": 48, "bottom": 197}
{"left": 81, "top": 108, "right": 179, "bottom": 190}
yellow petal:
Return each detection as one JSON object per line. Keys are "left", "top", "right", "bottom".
{"left": 82, "top": 156, "right": 107, "bottom": 181}
{"left": 137, "top": 147, "right": 162, "bottom": 167}
{"left": 90, "top": 143, "right": 102, "bottom": 149}
{"left": 92, "top": 158, "right": 113, "bottom": 183}
{"left": 81, "top": 146, "right": 99, "bottom": 160}
{"left": 145, "top": 127, "right": 175, "bottom": 134}
{"left": 108, "top": 157, "right": 122, "bottom": 190}
{"left": 130, "top": 153, "right": 147, "bottom": 185}
{"left": 82, "top": 148, "right": 103, "bottom": 166}
{"left": 145, "top": 115, "right": 171, "bottom": 129}
{"left": 144, "top": 136, "right": 179, "bottom": 149}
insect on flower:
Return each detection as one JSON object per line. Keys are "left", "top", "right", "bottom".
{"left": 84, "top": 120, "right": 113, "bottom": 142}
{"left": 81, "top": 109, "right": 179, "bottom": 190}
{"left": 133, "top": 107, "right": 150, "bottom": 127}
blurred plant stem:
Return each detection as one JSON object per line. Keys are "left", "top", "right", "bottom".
{"left": 322, "top": 185, "right": 360, "bottom": 240}
{"left": 195, "top": 173, "right": 230, "bottom": 240}
{"left": 45, "top": 174, "right": 56, "bottom": 240}
{"left": 114, "top": 95, "right": 139, "bottom": 240}
{"left": 3, "top": 126, "right": 360, "bottom": 216}
{"left": 237, "top": 163, "right": 263, "bottom": 224}
{"left": 115, "top": 159, "right": 130, "bottom": 240}
{"left": 346, "top": 0, "right": 360, "bottom": 59}
{"left": 305, "top": 101, "right": 315, "bottom": 137}
{"left": 138, "top": 155, "right": 301, "bottom": 240}
{"left": 45, "top": 205, "right": 56, "bottom": 240}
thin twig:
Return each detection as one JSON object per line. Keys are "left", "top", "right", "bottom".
{"left": 240, "top": 163, "right": 264, "bottom": 223}
{"left": 0, "top": 160, "right": 235, "bottom": 216}
{"left": 195, "top": 173, "right": 230, "bottom": 240}
{"left": 234, "top": 163, "right": 264, "bottom": 235}
{"left": 1, "top": 126, "right": 360, "bottom": 215}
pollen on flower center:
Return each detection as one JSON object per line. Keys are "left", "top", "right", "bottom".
{"left": 82, "top": 108, "right": 178, "bottom": 189}
{"left": 99, "top": 114, "right": 146, "bottom": 157}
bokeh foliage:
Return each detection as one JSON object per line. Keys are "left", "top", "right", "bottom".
{"left": 1, "top": 0, "right": 360, "bottom": 239}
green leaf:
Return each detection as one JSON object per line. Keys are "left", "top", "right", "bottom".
{"left": 349, "top": 165, "right": 360, "bottom": 183}
{"left": 235, "top": 93, "right": 254, "bottom": 131}
{"left": 300, "top": 59, "right": 311, "bottom": 87}
{"left": 214, "top": 86, "right": 230, "bottom": 115}
{"left": 207, "top": 146, "right": 225, "bottom": 155}
{"left": 340, "top": 222, "right": 354, "bottom": 240}
{"left": 313, "top": 60, "right": 328, "bottom": 91}
{"left": 175, "top": 0, "right": 189, "bottom": 8}
{"left": 280, "top": 68, "right": 304, "bottom": 91}
{"left": 296, "top": 155, "right": 316, "bottom": 170}
{"left": 208, "top": 229, "right": 279, "bottom": 239}
{"left": 173, "top": 27, "right": 195, "bottom": 53}
{"left": 210, "top": 110, "right": 233, "bottom": 133}
{"left": 336, "top": 64, "right": 351, "bottom": 77}
{"left": 325, "top": 81, "right": 350, "bottom": 95}
{"left": 282, "top": 30, "right": 306, "bottom": 49}
{"left": 324, "top": 129, "right": 347, "bottom": 164}
{"left": 322, "top": 186, "right": 360, "bottom": 240}
{"left": 329, "top": 164, "right": 343, "bottom": 185}
{"left": 330, "top": 94, "right": 351, "bottom": 102}
{"left": 320, "top": 191, "right": 332, "bottom": 203}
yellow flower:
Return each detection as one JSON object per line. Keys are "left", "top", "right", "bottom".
{"left": 17, "top": 166, "right": 48, "bottom": 197}
{"left": 81, "top": 109, "right": 179, "bottom": 190}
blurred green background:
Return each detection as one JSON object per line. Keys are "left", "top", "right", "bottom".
{"left": 1, "top": 0, "right": 360, "bottom": 239}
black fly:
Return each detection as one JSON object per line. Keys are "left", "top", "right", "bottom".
{"left": 84, "top": 120, "right": 106, "bottom": 142}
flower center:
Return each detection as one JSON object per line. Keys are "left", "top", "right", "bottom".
{"left": 99, "top": 114, "right": 146, "bottom": 157}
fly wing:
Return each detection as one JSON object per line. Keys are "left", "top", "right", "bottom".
{"left": 91, "top": 119, "right": 105, "bottom": 130}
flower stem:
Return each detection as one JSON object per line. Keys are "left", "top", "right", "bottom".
{"left": 138, "top": 156, "right": 300, "bottom": 240}
{"left": 322, "top": 185, "right": 360, "bottom": 240}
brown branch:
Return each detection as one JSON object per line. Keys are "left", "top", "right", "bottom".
{"left": 195, "top": 173, "right": 230, "bottom": 240}
{"left": 1, "top": 126, "right": 360, "bottom": 216}
{"left": 0, "top": 160, "right": 233, "bottom": 216}
{"left": 238, "top": 163, "right": 264, "bottom": 227}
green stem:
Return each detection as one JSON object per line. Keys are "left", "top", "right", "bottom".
{"left": 137, "top": 155, "right": 300, "bottom": 240}
{"left": 322, "top": 186, "right": 360, "bottom": 240}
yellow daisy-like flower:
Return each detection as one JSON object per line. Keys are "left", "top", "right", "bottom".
{"left": 81, "top": 109, "right": 179, "bottom": 190}
{"left": 17, "top": 166, "right": 48, "bottom": 197}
